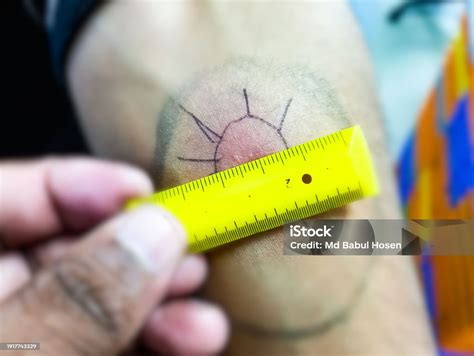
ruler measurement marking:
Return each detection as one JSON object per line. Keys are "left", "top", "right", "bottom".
{"left": 219, "top": 174, "right": 226, "bottom": 188}
{"left": 321, "top": 137, "right": 327, "bottom": 149}
{"left": 274, "top": 154, "right": 280, "bottom": 165}
{"left": 280, "top": 152, "right": 286, "bottom": 165}
{"left": 128, "top": 127, "right": 377, "bottom": 253}
{"left": 339, "top": 131, "right": 347, "bottom": 146}
{"left": 190, "top": 188, "right": 364, "bottom": 251}
{"left": 297, "top": 146, "right": 306, "bottom": 161}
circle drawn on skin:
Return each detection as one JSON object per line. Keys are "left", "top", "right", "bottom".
{"left": 176, "top": 88, "right": 292, "bottom": 172}
{"left": 159, "top": 61, "right": 360, "bottom": 338}
{"left": 154, "top": 59, "right": 350, "bottom": 187}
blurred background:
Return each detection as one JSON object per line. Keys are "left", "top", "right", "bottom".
{"left": 1, "top": 0, "right": 473, "bottom": 354}
{"left": 355, "top": 2, "right": 473, "bottom": 354}
{"left": 0, "top": 0, "right": 88, "bottom": 158}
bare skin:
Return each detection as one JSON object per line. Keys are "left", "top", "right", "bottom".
{"left": 0, "top": 159, "right": 228, "bottom": 355}
{"left": 66, "top": 1, "right": 436, "bottom": 354}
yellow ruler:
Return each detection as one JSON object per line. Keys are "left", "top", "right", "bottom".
{"left": 127, "top": 126, "right": 379, "bottom": 253}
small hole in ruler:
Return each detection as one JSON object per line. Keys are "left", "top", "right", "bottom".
{"left": 302, "top": 174, "right": 312, "bottom": 184}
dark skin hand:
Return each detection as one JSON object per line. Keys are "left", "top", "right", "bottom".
{"left": 0, "top": 158, "right": 228, "bottom": 355}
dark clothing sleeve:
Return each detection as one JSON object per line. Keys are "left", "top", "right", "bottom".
{"left": 46, "top": 0, "right": 104, "bottom": 84}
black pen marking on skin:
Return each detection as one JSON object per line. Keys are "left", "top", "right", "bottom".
{"left": 243, "top": 88, "right": 251, "bottom": 115}
{"left": 177, "top": 157, "right": 219, "bottom": 162}
{"left": 154, "top": 62, "right": 351, "bottom": 186}
{"left": 231, "top": 262, "right": 372, "bottom": 339}
{"left": 278, "top": 98, "right": 293, "bottom": 132}
{"left": 178, "top": 104, "right": 222, "bottom": 143}
{"left": 177, "top": 89, "right": 292, "bottom": 172}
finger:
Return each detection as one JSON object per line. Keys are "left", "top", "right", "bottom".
{"left": 0, "top": 253, "right": 32, "bottom": 303}
{"left": 0, "top": 157, "right": 152, "bottom": 247}
{"left": 33, "top": 242, "right": 207, "bottom": 297}
{"left": 0, "top": 239, "right": 76, "bottom": 303}
{"left": 31, "top": 237, "right": 77, "bottom": 266}
{"left": 143, "top": 300, "right": 229, "bottom": 355}
{"left": 0, "top": 205, "right": 186, "bottom": 356}
{"left": 166, "top": 255, "right": 207, "bottom": 297}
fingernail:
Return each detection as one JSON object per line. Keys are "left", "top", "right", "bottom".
{"left": 117, "top": 165, "right": 154, "bottom": 195}
{"left": 115, "top": 205, "right": 186, "bottom": 273}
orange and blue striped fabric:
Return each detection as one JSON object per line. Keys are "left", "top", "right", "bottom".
{"left": 398, "top": 13, "right": 473, "bottom": 354}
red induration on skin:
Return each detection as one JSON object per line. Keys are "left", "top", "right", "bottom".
{"left": 214, "top": 116, "right": 288, "bottom": 171}
{"left": 177, "top": 88, "right": 292, "bottom": 173}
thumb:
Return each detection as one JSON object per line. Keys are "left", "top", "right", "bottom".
{"left": 0, "top": 205, "right": 186, "bottom": 356}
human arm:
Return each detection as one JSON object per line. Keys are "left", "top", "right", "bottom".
{"left": 65, "top": 1, "right": 436, "bottom": 354}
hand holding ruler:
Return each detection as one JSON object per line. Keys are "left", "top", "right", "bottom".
{"left": 127, "top": 126, "right": 379, "bottom": 252}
